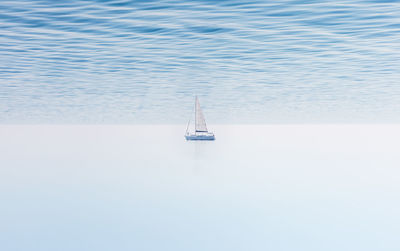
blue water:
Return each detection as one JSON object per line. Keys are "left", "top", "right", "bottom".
{"left": 0, "top": 0, "right": 400, "bottom": 123}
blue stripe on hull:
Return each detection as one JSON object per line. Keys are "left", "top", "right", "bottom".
{"left": 185, "top": 135, "right": 215, "bottom": 141}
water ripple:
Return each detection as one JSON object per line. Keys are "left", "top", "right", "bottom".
{"left": 0, "top": 0, "right": 399, "bottom": 123}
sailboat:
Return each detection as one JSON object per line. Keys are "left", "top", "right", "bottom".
{"left": 185, "top": 97, "right": 215, "bottom": 140}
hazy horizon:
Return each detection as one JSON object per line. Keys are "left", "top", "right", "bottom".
{"left": 2, "top": 124, "right": 400, "bottom": 251}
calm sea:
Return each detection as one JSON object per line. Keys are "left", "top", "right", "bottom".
{"left": 1, "top": 125, "right": 400, "bottom": 250}
{"left": 1, "top": 0, "right": 400, "bottom": 123}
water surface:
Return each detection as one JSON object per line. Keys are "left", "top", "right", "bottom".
{"left": 1, "top": 1, "right": 400, "bottom": 123}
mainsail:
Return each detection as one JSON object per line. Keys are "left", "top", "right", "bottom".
{"left": 195, "top": 97, "right": 208, "bottom": 132}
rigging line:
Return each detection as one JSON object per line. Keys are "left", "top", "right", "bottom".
{"left": 195, "top": 96, "right": 197, "bottom": 132}
{"left": 186, "top": 99, "right": 195, "bottom": 134}
{"left": 185, "top": 117, "right": 191, "bottom": 134}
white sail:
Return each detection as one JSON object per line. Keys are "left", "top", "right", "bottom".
{"left": 195, "top": 97, "right": 208, "bottom": 132}
{"left": 185, "top": 96, "right": 215, "bottom": 140}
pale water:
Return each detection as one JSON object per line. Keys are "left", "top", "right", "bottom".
{"left": 1, "top": 125, "right": 400, "bottom": 251}
{"left": 1, "top": 0, "right": 400, "bottom": 123}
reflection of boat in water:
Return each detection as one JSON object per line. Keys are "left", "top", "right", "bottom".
{"left": 185, "top": 97, "right": 215, "bottom": 141}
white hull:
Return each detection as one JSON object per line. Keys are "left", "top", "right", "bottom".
{"left": 185, "top": 132, "right": 215, "bottom": 141}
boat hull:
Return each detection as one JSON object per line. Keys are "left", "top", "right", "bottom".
{"left": 185, "top": 133, "right": 215, "bottom": 141}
